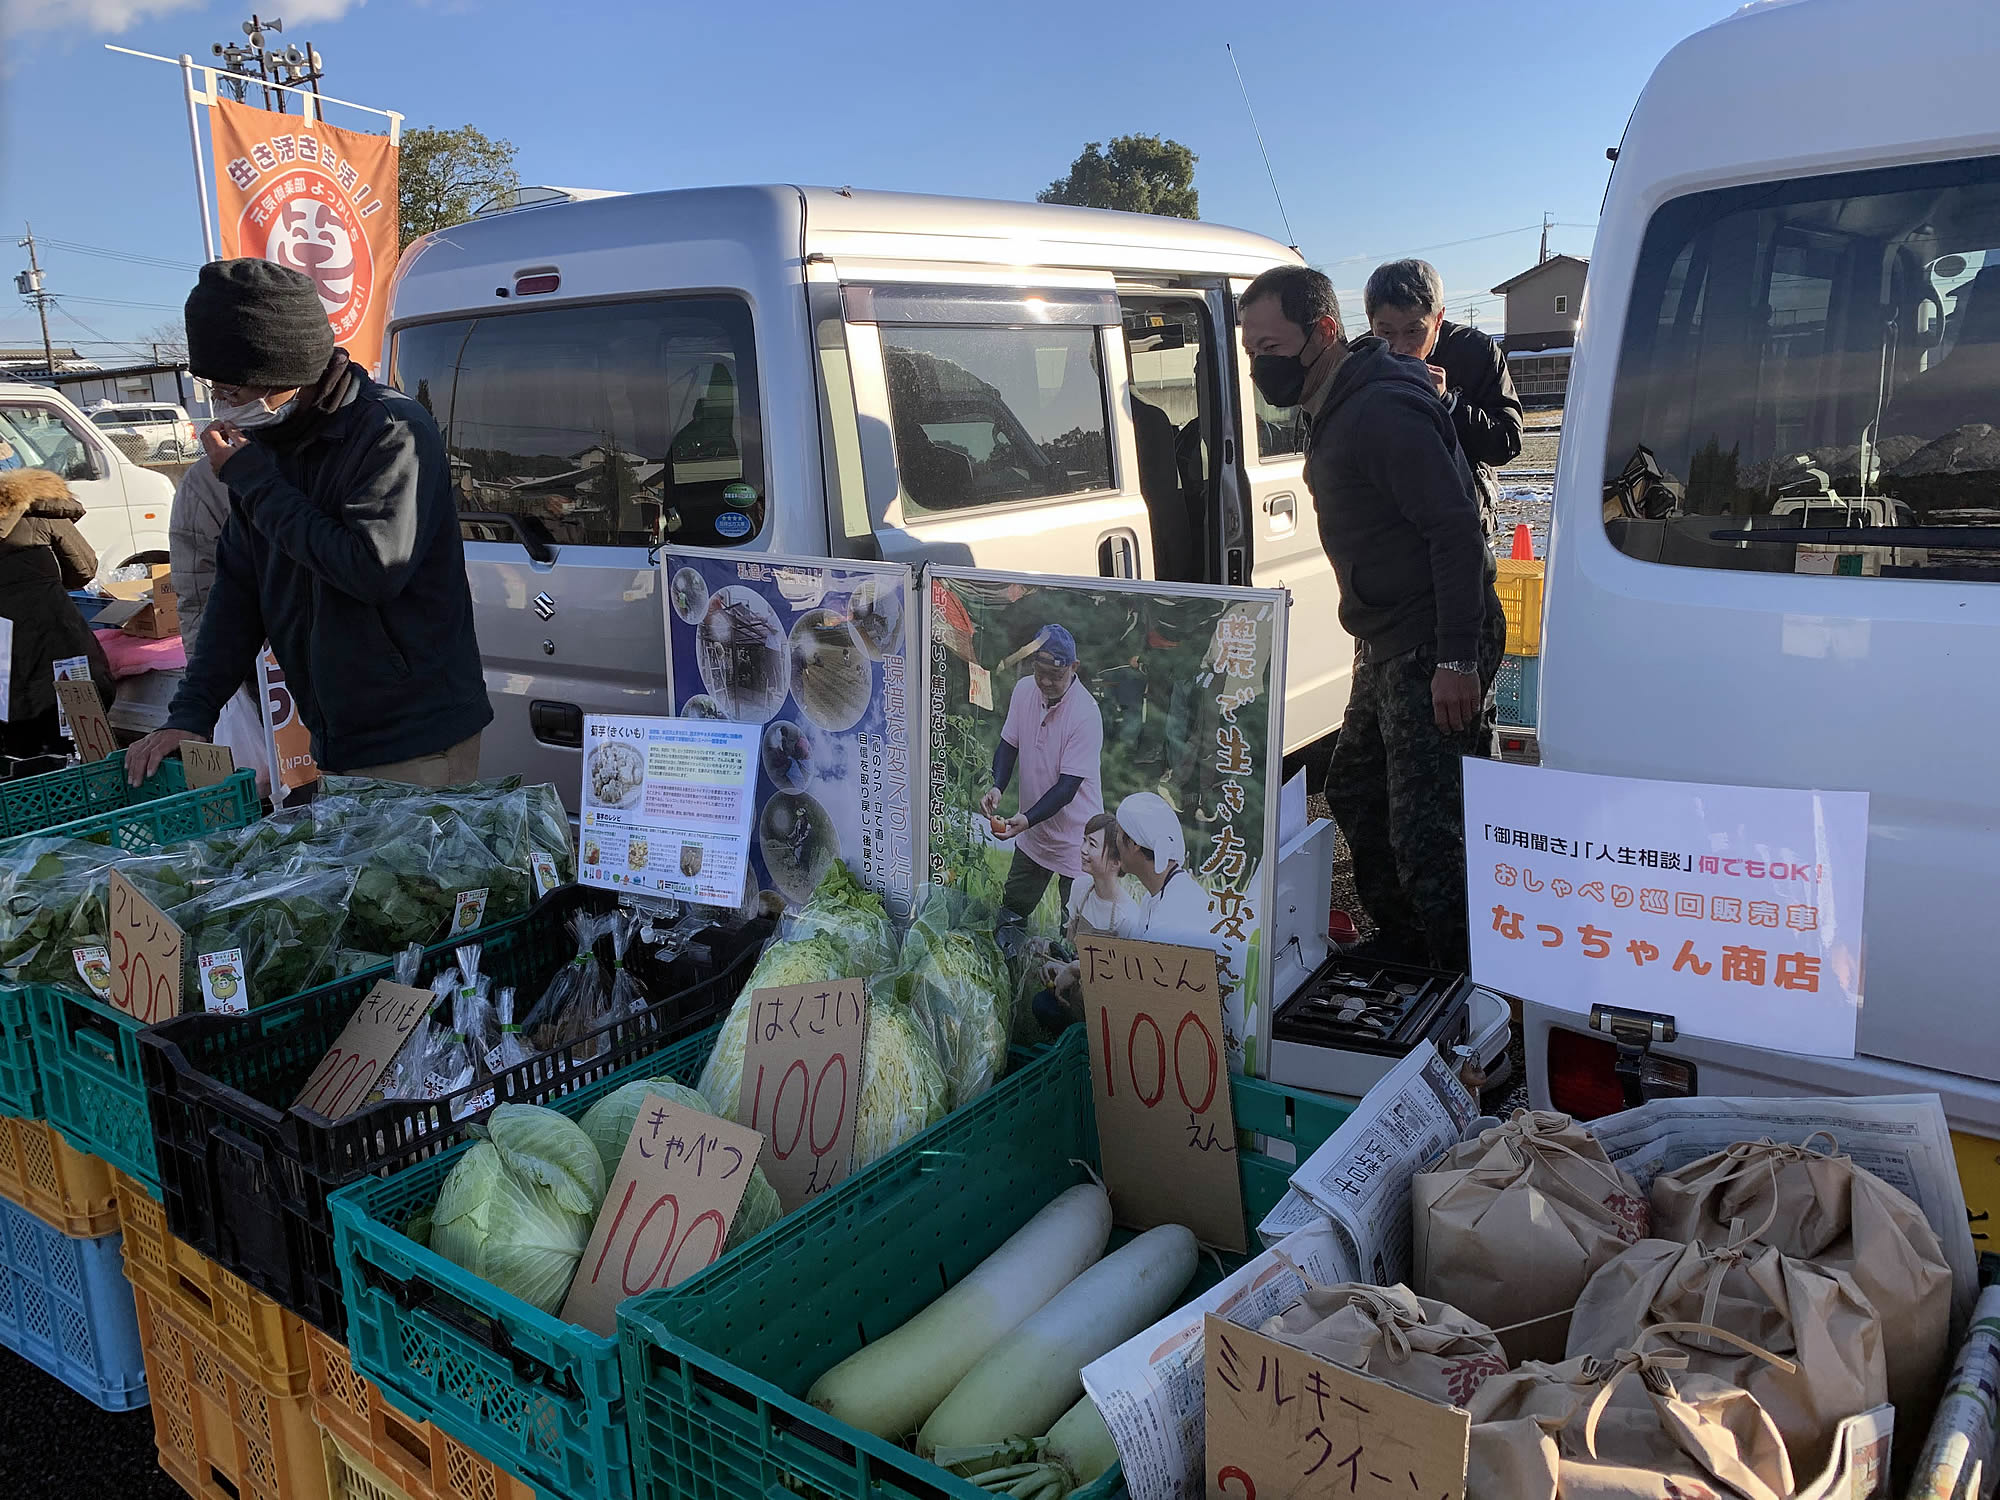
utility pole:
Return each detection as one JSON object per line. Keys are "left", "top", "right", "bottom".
{"left": 14, "top": 224, "right": 56, "bottom": 378}
{"left": 1538, "top": 211, "right": 1552, "bottom": 265}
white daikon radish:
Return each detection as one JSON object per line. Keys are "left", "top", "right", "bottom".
{"left": 918, "top": 1224, "right": 1199, "bottom": 1457}
{"left": 806, "top": 1183, "right": 1113, "bottom": 1440}
{"left": 1045, "top": 1396, "right": 1120, "bottom": 1487}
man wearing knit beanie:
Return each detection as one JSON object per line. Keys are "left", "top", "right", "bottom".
{"left": 127, "top": 259, "right": 491, "bottom": 787}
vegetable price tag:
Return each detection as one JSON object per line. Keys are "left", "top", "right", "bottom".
{"left": 1081, "top": 937, "right": 1246, "bottom": 1252}
{"left": 562, "top": 1095, "right": 763, "bottom": 1336}
{"left": 1202, "top": 1314, "right": 1467, "bottom": 1500}
{"left": 180, "top": 740, "right": 236, "bottom": 788}
{"left": 734, "top": 978, "right": 867, "bottom": 1212}
{"left": 107, "top": 869, "right": 183, "bottom": 1023}
{"left": 55, "top": 678, "right": 116, "bottom": 763}
{"left": 452, "top": 888, "right": 489, "bottom": 934}
{"left": 291, "top": 979, "right": 433, "bottom": 1119}
{"left": 198, "top": 948, "right": 249, "bottom": 1015}
{"left": 530, "top": 852, "right": 559, "bottom": 899}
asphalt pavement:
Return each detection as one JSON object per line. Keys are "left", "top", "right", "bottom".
{"left": 0, "top": 1340, "right": 180, "bottom": 1498}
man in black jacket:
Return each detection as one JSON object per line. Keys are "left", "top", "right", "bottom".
{"left": 1365, "top": 259, "right": 1523, "bottom": 540}
{"left": 1239, "top": 265, "right": 1504, "bottom": 970}
{"left": 127, "top": 260, "right": 491, "bottom": 787}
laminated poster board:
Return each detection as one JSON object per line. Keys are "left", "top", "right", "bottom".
{"left": 923, "top": 567, "right": 1286, "bottom": 1075}
{"left": 662, "top": 548, "right": 918, "bottom": 920}
{"left": 578, "top": 714, "right": 758, "bottom": 907}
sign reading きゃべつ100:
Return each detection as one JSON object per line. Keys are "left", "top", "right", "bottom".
{"left": 1464, "top": 759, "right": 1869, "bottom": 1059}
{"left": 578, "top": 715, "right": 759, "bottom": 908}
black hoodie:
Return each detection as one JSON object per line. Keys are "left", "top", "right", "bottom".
{"left": 1303, "top": 335, "right": 1497, "bottom": 664}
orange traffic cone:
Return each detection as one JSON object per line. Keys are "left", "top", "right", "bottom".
{"left": 1511, "top": 523, "right": 1534, "bottom": 560}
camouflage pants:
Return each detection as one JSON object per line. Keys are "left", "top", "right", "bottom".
{"left": 1325, "top": 604, "right": 1507, "bottom": 972}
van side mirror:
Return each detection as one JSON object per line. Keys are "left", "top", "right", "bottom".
{"left": 65, "top": 448, "right": 102, "bottom": 483}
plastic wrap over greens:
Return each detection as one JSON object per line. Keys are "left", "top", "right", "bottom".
{"left": 903, "top": 927, "right": 1011, "bottom": 1110}
{"left": 0, "top": 840, "right": 206, "bottom": 989}
{"left": 854, "top": 994, "right": 951, "bottom": 1169}
{"left": 176, "top": 864, "right": 356, "bottom": 1011}
{"left": 578, "top": 1077, "right": 781, "bottom": 1249}
{"left": 338, "top": 806, "right": 506, "bottom": 953}
{"left": 428, "top": 1103, "right": 605, "bottom": 1314}
{"left": 782, "top": 860, "right": 897, "bottom": 976}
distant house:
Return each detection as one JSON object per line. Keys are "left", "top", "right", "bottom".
{"left": 1490, "top": 254, "right": 1588, "bottom": 408}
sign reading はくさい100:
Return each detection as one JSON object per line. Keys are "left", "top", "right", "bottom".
{"left": 209, "top": 96, "right": 398, "bottom": 374}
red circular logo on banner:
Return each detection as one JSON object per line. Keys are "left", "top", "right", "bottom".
{"left": 236, "top": 165, "right": 376, "bottom": 343}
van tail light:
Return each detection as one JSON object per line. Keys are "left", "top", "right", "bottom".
{"left": 1546, "top": 1025, "right": 1697, "bottom": 1119}
{"left": 514, "top": 271, "right": 560, "bottom": 296}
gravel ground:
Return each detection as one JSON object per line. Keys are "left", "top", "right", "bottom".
{"left": 0, "top": 1341, "right": 177, "bottom": 1498}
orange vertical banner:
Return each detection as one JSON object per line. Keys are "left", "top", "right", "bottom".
{"left": 209, "top": 96, "right": 398, "bottom": 375}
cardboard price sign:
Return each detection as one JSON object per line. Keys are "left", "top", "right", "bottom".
{"left": 54, "top": 678, "right": 116, "bottom": 763}
{"left": 735, "top": 978, "right": 867, "bottom": 1212}
{"left": 562, "top": 1096, "right": 764, "bottom": 1336}
{"left": 1203, "top": 1315, "right": 1468, "bottom": 1500}
{"left": 1081, "top": 937, "right": 1246, "bottom": 1252}
{"left": 180, "top": 741, "right": 236, "bottom": 789}
{"left": 291, "top": 980, "right": 434, "bottom": 1119}
{"left": 107, "top": 869, "right": 183, "bottom": 1023}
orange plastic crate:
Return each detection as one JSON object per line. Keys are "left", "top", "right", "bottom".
{"left": 134, "top": 1277, "right": 329, "bottom": 1500}
{"left": 113, "top": 1166, "right": 313, "bottom": 1399}
{"left": 0, "top": 1114, "right": 120, "bottom": 1237}
{"left": 305, "top": 1326, "right": 536, "bottom": 1500}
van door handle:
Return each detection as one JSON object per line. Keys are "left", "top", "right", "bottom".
{"left": 529, "top": 700, "right": 583, "bottom": 747}
{"left": 1097, "top": 530, "right": 1138, "bottom": 579}
{"left": 1263, "top": 491, "right": 1296, "bottom": 521}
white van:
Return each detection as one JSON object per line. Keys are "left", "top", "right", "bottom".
{"left": 1528, "top": 0, "right": 2000, "bottom": 1188}
{"left": 0, "top": 381, "right": 175, "bottom": 580}
{"left": 382, "top": 188, "right": 1346, "bottom": 800}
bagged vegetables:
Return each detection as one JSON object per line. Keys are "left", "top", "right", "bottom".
{"left": 785, "top": 859, "right": 898, "bottom": 975}
{"left": 428, "top": 1103, "right": 605, "bottom": 1314}
{"left": 177, "top": 864, "right": 356, "bottom": 1011}
{"left": 898, "top": 887, "right": 1011, "bottom": 1110}
{"left": 521, "top": 911, "right": 611, "bottom": 1053}
{"left": 340, "top": 805, "right": 507, "bottom": 953}
{"left": 578, "top": 1077, "right": 782, "bottom": 1248}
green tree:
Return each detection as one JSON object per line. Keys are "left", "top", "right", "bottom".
{"left": 398, "top": 124, "right": 521, "bottom": 251}
{"left": 1038, "top": 135, "right": 1199, "bottom": 219}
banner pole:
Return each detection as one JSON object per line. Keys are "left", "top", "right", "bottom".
{"left": 179, "top": 54, "right": 218, "bottom": 263}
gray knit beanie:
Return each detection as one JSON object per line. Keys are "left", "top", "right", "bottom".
{"left": 184, "top": 259, "right": 336, "bottom": 388}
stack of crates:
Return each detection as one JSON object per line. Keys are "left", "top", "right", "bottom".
{"left": 113, "top": 1170, "right": 328, "bottom": 1500}
{"left": 0, "top": 1115, "right": 147, "bottom": 1410}
{"left": 1493, "top": 556, "right": 1544, "bottom": 729}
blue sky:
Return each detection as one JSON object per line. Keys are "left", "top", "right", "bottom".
{"left": 3, "top": 0, "right": 1733, "bottom": 362}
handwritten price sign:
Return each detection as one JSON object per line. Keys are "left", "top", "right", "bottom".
{"left": 1081, "top": 937, "right": 1245, "bottom": 1252}
{"left": 1203, "top": 1315, "right": 1468, "bottom": 1500}
{"left": 180, "top": 741, "right": 236, "bottom": 789}
{"left": 291, "top": 979, "right": 434, "bottom": 1119}
{"left": 107, "top": 870, "right": 182, "bottom": 1023}
{"left": 735, "top": 978, "right": 866, "bottom": 1212}
{"left": 562, "top": 1095, "right": 764, "bottom": 1336}
{"left": 55, "top": 678, "right": 117, "bottom": 763}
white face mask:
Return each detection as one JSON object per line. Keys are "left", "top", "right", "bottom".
{"left": 214, "top": 395, "right": 296, "bottom": 429}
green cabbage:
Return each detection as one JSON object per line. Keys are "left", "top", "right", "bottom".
{"left": 784, "top": 860, "right": 897, "bottom": 975}
{"left": 428, "top": 1104, "right": 606, "bottom": 1314}
{"left": 578, "top": 1077, "right": 782, "bottom": 1248}
{"left": 854, "top": 998, "right": 950, "bottom": 1168}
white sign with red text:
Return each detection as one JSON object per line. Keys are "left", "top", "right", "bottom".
{"left": 1464, "top": 759, "right": 1867, "bottom": 1058}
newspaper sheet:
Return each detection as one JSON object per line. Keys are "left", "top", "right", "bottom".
{"left": 1081, "top": 1222, "right": 1360, "bottom": 1500}
{"left": 1282, "top": 1042, "right": 1478, "bottom": 1284}
{"left": 1586, "top": 1092, "right": 1978, "bottom": 1326}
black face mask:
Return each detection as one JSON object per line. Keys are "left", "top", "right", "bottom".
{"left": 1250, "top": 329, "right": 1316, "bottom": 408}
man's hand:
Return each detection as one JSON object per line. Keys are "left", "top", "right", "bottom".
{"left": 978, "top": 786, "right": 1003, "bottom": 818}
{"left": 126, "top": 728, "right": 201, "bottom": 786}
{"left": 201, "top": 421, "right": 249, "bottom": 473}
{"left": 1426, "top": 363, "right": 1448, "bottom": 396}
{"left": 996, "top": 813, "right": 1029, "bottom": 840}
{"left": 1432, "top": 668, "right": 1481, "bottom": 734}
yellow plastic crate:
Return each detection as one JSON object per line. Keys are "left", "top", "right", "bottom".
{"left": 1495, "top": 557, "right": 1546, "bottom": 657}
{"left": 305, "top": 1327, "right": 537, "bottom": 1500}
{"left": 113, "top": 1166, "right": 313, "bottom": 1400}
{"left": 134, "top": 1277, "right": 329, "bottom": 1500}
{"left": 0, "top": 1114, "right": 120, "bottom": 1237}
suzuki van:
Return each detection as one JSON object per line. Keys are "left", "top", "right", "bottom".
{"left": 1526, "top": 0, "right": 2000, "bottom": 1203}
{"left": 382, "top": 188, "right": 1342, "bottom": 799}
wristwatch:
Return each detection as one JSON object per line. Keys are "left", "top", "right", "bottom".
{"left": 1437, "top": 660, "right": 1480, "bottom": 676}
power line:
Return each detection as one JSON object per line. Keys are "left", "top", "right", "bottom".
{"left": 54, "top": 294, "right": 181, "bottom": 312}
{"left": 39, "top": 237, "right": 198, "bottom": 273}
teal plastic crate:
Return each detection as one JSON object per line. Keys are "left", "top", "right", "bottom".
{"left": 617, "top": 1029, "right": 1355, "bottom": 1500}
{"left": 0, "top": 1197, "right": 148, "bottom": 1411}
{"left": 1495, "top": 652, "right": 1541, "bottom": 728}
{"left": 328, "top": 1021, "right": 724, "bottom": 1500}
{"left": 0, "top": 758, "right": 259, "bottom": 857}
{"left": 0, "top": 763, "right": 260, "bottom": 1126}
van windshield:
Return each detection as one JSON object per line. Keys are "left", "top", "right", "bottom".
{"left": 1605, "top": 154, "right": 2000, "bottom": 580}
{"left": 390, "top": 296, "right": 765, "bottom": 549}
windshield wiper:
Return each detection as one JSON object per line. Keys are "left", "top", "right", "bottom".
{"left": 1706, "top": 525, "right": 2000, "bottom": 547}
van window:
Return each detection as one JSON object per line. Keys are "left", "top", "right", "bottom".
{"left": 390, "top": 297, "right": 765, "bottom": 549}
{"left": 881, "top": 324, "right": 1111, "bottom": 514}
{"left": 0, "top": 402, "right": 98, "bottom": 481}
{"left": 1605, "top": 154, "right": 2000, "bottom": 580}
{"left": 1253, "top": 385, "right": 1307, "bottom": 460}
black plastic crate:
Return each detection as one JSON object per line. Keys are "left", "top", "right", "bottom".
{"left": 139, "top": 884, "right": 771, "bottom": 1337}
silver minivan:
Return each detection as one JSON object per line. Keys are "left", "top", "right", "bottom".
{"left": 383, "top": 186, "right": 1349, "bottom": 803}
